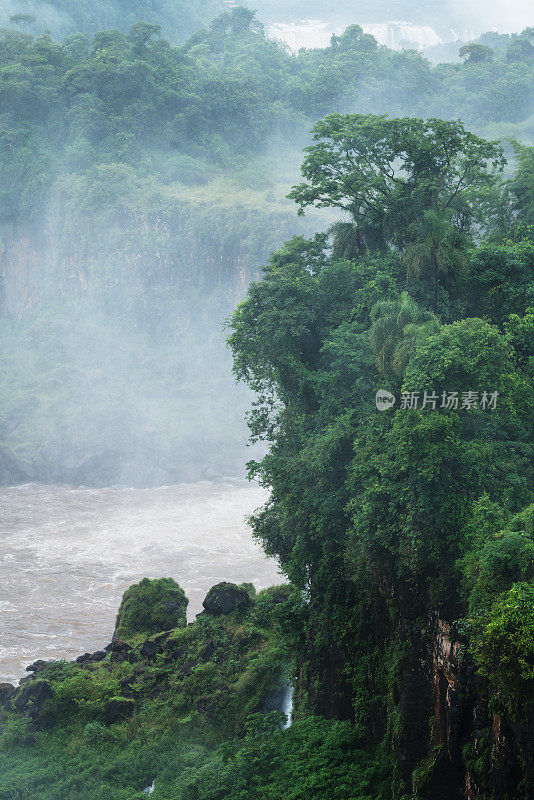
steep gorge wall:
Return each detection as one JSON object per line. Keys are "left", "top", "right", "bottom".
{"left": 297, "top": 587, "right": 533, "bottom": 799}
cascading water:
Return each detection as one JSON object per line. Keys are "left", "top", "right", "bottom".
{"left": 267, "top": 20, "right": 343, "bottom": 51}
{"left": 267, "top": 19, "right": 476, "bottom": 54}
{"left": 361, "top": 21, "right": 443, "bottom": 49}
{"left": 282, "top": 684, "right": 294, "bottom": 729}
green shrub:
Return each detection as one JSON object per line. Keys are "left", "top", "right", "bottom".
{"left": 0, "top": 717, "right": 34, "bottom": 750}
{"left": 471, "top": 582, "right": 534, "bottom": 708}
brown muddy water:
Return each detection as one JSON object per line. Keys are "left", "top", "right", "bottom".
{"left": 0, "top": 481, "right": 280, "bottom": 683}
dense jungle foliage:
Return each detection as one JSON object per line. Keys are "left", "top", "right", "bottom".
{"left": 0, "top": 0, "right": 224, "bottom": 42}
{"left": 1, "top": 114, "right": 533, "bottom": 798}
{"left": 0, "top": 8, "right": 533, "bottom": 223}
{"left": 227, "top": 113, "right": 534, "bottom": 796}
{"left": 0, "top": 6, "right": 534, "bottom": 798}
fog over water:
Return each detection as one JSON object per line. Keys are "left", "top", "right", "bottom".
{"left": 0, "top": 481, "right": 279, "bottom": 683}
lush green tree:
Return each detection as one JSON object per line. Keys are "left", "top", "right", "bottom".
{"left": 289, "top": 114, "right": 504, "bottom": 307}
{"left": 506, "top": 38, "right": 534, "bottom": 63}
{"left": 9, "top": 14, "right": 36, "bottom": 28}
{"left": 403, "top": 208, "right": 469, "bottom": 311}
{"left": 369, "top": 291, "right": 438, "bottom": 381}
{"left": 509, "top": 141, "right": 534, "bottom": 225}
{"left": 127, "top": 21, "right": 162, "bottom": 55}
{"left": 459, "top": 43, "right": 495, "bottom": 64}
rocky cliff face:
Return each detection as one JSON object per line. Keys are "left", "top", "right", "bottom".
{"left": 385, "top": 613, "right": 534, "bottom": 799}
{"left": 426, "top": 618, "right": 534, "bottom": 800}
{"left": 298, "top": 584, "right": 534, "bottom": 799}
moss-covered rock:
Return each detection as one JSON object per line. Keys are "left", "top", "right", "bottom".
{"left": 114, "top": 577, "right": 188, "bottom": 640}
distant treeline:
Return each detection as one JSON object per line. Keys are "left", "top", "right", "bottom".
{"left": 0, "top": 8, "right": 533, "bottom": 222}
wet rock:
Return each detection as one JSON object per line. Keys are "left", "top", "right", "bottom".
{"left": 92, "top": 650, "right": 107, "bottom": 661}
{"left": 26, "top": 659, "right": 57, "bottom": 674}
{"left": 107, "top": 637, "right": 132, "bottom": 652}
{"left": 200, "top": 639, "right": 216, "bottom": 661}
{"left": 110, "top": 650, "right": 137, "bottom": 666}
{"left": 164, "top": 640, "right": 187, "bottom": 657}
{"left": 154, "top": 631, "right": 171, "bottom": 644}
{"left": 114, "top": 578, "right": 188, "bottom": 639}
{"left": 202, "top": 582, "right": 253, "bottom": 616}
{"left": 120, "top": 675, "right": 136, "bottom": 690}
{"left": 105, "top": 698, "right": 135, "bottom": 725}
{"left": 178, "top": 660, "right": 194, "bottom": 678}
{"left": 164, "top": 640, "right": 188, "bottom": 664}
{"left": 14, "top": 679, "right": 54, "bottom": 713}
{"left": 75, "top": 650, "right": 106, "bottom": 665}
{"left": 13, "top": 679, "right": 55, "bottom": 728}
{"left": 0, "top": 683, "right": 16, "bottom": 705}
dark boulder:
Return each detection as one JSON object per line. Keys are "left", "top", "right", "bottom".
{"left": 110, "top": 650, "right": 137, "bottom": 666}
{"left": 13, "top": 679, "right": 55, "bottom": 728}
{"left": 76, "top": 650, "right": 107, "bottom": 665}
{"left": 202, "top": 582, "right": 253, "bottom": 616}
{"left": 0, "top": 683, "right": 16, "bottom": 705}
{"left": 14, "top": 679, "right": 54, "bottom": 713}
{"left": 92, "top": 650, "right": 107, "bottom": 661}
{"left": 26, "top": 659, "right": 57, "bottom": 675}
{"left": 200, "top": 639, "right": 216, "bottom": 661}
{"left": 120, "top": 675, "right": 136, "bottom": 691}
{"left": 106, "top": 637, "right": 132, "bottom": 652}
{"left": 105, "top": 698, "right": 135, "bottom": 725}
{"left": 178, "top": 660, "right": 194, "bottom": 678}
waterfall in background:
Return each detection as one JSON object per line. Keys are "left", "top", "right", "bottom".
{"left": 362, "top": 21, "right": 443, "bottom": 49}
{"left": 267, "top": 19, "right": 478, "bottom": 54}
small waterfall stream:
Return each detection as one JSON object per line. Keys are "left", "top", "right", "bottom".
{"left": 281, "top": 684, "right": 294, "bottom": 729}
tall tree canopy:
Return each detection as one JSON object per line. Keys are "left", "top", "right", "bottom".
{"left": 289, "top": 115, "right": 505, "bottom": 308}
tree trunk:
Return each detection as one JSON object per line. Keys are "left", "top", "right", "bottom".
{"left": 433, "top": 252, "right": 439, "bottom": 313}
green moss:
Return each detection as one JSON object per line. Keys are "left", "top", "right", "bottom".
{"left": 114, "top": 578, "right": 188, "bottom": 640}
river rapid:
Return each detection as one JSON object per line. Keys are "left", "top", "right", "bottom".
{"left": 0, "top": 481, "right": 280, "bottom": 683}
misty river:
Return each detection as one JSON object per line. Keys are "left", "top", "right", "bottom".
{"left": 0, "top": 481, "right": 280, "bottom": 683}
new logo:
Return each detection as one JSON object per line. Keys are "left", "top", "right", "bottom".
{"left": 375, "top": 390, "right": 396, "bottom": 411}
